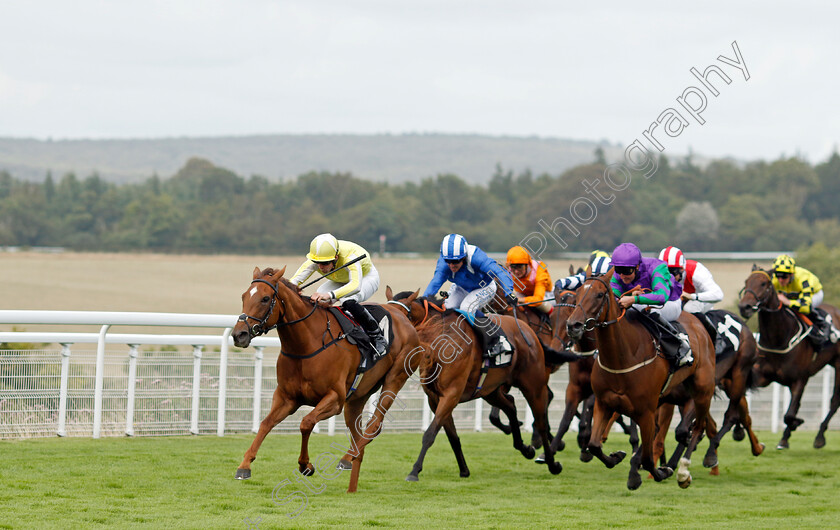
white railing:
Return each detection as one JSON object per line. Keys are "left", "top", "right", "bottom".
{"left": 0, "top": 310, "right": 837, "bottom": 439}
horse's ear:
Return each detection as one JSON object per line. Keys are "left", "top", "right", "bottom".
{"left": 569, "top": 264, "right": 575, "bottom": 275}
{"left": 751, "top": 263, "right": 759, "bottom": 271}
{"left": 407, "top": 288, "right": 420, "bottom": 303}
{"left": 270, "top": 266, "right": 286, "bottom": 280}
{"left": 252, "top": 266, "right": 261, "bottom": 279}
{"left": 385, "top": 286, "right": 394, "bottom": 300}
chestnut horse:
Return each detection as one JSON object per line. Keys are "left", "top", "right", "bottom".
{"left": 536, "top": 288, "right": 639, "bottom": 464}
{"left": 231, "top": 267, "right": 422, "bottom": 493}
{"left": 566, "top": 273, "right": 717, "bottom": 489}
{"left": 738, "top": 267, "right": 840, "bottom": 449}
{"left": 386, "top": 289, "right": 563, "bottom": 480}
{"left": 654, "top": 310, "right": 764, "bottom": 472}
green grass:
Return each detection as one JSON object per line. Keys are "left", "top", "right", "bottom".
{"left": 2, "top": 430, "right": 840, "bottom": 529}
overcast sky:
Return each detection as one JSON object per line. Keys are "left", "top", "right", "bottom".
{"left": 1, "top": 1, "right": 837, "bottom": 163}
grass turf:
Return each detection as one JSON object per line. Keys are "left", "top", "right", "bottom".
{"left": 2, "top": 430, "right": 840, "bottom": 529}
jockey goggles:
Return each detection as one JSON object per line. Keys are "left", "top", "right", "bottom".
{"left": 774, "top": 271, "right": 791, "bottom": 280}
{"left": 614, "top": 265, "right": 636, "bottom": 275}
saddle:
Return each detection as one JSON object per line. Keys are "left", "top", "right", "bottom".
{"left": 327, "top": 305, "right": 394, "bottom": 374}
{"left": 628, "top": 310, "right": 691, "bottom": 371}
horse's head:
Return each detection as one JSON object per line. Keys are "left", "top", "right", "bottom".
{"left": 566, "top": 276, "right": 614, "bottom": 341}
{"left": 550, "top": 288, "right": 579, "bottom": 350}
{"left": 738, "top": 265, "right": 778, "bottom": 320}
{"left": 233, "top": 266, "right": 288, "bottom": 347}
{"left": 385, "top": 286, "right": 424, "bottom": 326}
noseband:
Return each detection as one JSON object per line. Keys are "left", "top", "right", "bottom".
{"left": 238, "top": 279, "right": 318, "bottom": 338}
{"left": 740, "top": 271, "right": 782, "bottom": 313}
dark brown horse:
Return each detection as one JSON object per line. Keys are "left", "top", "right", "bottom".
{"left": 738, "top": 267, "right": 840, "bottom": 449}
{"left": 653, "top": 309, "right": 764, "bottom": 472}
{"left": 386, "top": 288, "right": 563, "bottom": 480}
{"left": 566, "top": 273, "right": 717, "bottom": 489}
{"left": 231, "top": 267, "right": 422, "bottom": 493}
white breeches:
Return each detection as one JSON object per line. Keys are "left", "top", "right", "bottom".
{"left": 317, "top": 265, "right": 380, "bottom": 303}
{"left": 633, "top": 298, "right": 682, "bottom": 321}
{"left": 445, "top": 280, "right": 497, "bottom": 313}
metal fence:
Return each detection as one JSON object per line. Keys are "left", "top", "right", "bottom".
{"left": 0, "top": 310, "right": 837, "bottom": 440}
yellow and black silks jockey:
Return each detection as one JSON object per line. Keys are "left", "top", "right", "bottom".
{"left": 772, "top": 254, "right": 839, "bottom": 344}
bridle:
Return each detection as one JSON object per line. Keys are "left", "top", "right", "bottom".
{"left": 576, "top": 276, "right": 625, "bottom": 332}
{"left": 237, "top": 279, "right": 318, "bottom": 337}
{"left": 739, "top": 270, "right": 783, "bottom": 313}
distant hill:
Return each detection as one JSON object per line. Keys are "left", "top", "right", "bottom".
{"left": 0, "top": 133, "right": 625, "bottom": 185}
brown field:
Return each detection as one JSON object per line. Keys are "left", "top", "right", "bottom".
{"left": 0, "top": 251, "right": 764, "bottom": 330}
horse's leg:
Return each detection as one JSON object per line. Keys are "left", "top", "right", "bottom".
{"left": 778, "top": 380, "right": 807, "bottom": 449}
{"left": 653, "top": 403, "right": 675, "bottom": 468}
{"left": 627, "top": 418, "right": 640, "bottom": 455}
{"left": 680, "top": 383, "right": 716, "bottom": 489}
{"left": 585, "top": 399, "right": 627, "bottom": 470}
{"left": 536, "top": 386, "right": 583, "bottom": 463}
{"left": 519, "top": 379, "right": 562, "bottom": 475}
{"left": 235, "top": 389, "right": 297, "bottom": 479}
{"left": 578, "top": 395, "right": 595, "bottom": 462}
{"left": 814, "top": 360, "right": 840, "bottom": 449}
{"left": 666, "top": 406, "right": 694, "bottom": 471}
{"left": 407, "top": 389, "right": 459, "bottom": 482}
{"left": 636, "top": 411, "right": 674, "bottom": 487}
{"left": 441, "top": 415, "right": 471, "bottom": 478}
{"left": 736, "top": 395, "right": 764, "bottom": 456}
{"left": 484, "top": 388, "right": 534, "bottom": 459}
{"left": 488, "top": 405, "right": 512, "bottom": 435}
{"left": 530, "top": 385, "right": 554, "bottom": 449}
{"left": 298, "top": 391, "right": 343, "bottom": 477}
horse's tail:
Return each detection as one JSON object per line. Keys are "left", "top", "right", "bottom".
{"left": 541, "top": 340, "right": 581, "bottom": 365}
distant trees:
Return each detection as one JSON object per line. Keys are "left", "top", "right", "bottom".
{"left": 0, "top": 151, "right": 839, "bottom": 255}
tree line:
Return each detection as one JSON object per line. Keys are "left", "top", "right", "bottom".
{"left": 1, "top": 151, "right": 839, "bottom": 257}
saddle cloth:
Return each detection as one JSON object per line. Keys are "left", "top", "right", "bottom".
{"left": 453, "top": 309, "right": 514, "bottom": 368}
{"left": 327, "top": 305, "right": 394, "bottom": 373}
{"left": 701, "top": 310, "right": 744, "bottom": 360}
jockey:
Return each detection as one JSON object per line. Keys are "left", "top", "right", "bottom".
{"left": 772, "top": 254, "right": 840, "bottom": 344}
{"left": 611, "top": 242, "right": 692, "bottom": 368}
{"left": 289, "top": 233, "right": 387, "bottom": 356}
{"left": 658, "top": 246, "right": 724, "bottom": 314}
{"left": 424, "top": 234, "right": 515, "bottom": 313}
{"left": 506, "top": 245, "right": 553, "bottom": 313}
{"left": 554, "top": 249, "right": 612, "bottom": 291}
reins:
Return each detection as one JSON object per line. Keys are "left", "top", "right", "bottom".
{"left": 238, "top": 278, "right": 319, "bottom": 338}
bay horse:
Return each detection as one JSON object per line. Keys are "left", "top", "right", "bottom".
{"left": 738, "top": 267, "right": 840, "bottom": 449}
{"left": 385, "top": 288, "right": 563, "bottom": 480}
{"left": 654, "top": 310, "right": 764, "bottom": 472}
{"left": 566, "top": 273, "right": 717, "bottom": 489}
{"left": 231, "top": 267, "right": 422, "bottom": 493}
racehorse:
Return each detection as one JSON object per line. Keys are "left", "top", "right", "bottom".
{"left": 537, "top": 288, "right": 639, "bottom": 463}
{"left": 566, "top": 272, "right": 717, "bottom": 489}
{"left": 231, "top": 267, "right": 422, "bottom": 493}
{"left": 654, "top": 310, "right": 764, "bottom": 471}
{"left": 385, "top": 288, "right": 563, "bottom": 480}
{"left": 738, "top": 267, "right": 840, "bottom": 449}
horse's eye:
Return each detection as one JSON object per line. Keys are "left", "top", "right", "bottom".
{"left": 596, "top": 292, "right": 604, "bottom": 299}
{"left": 262, "top": 296, "right": 270, "bottom": 303}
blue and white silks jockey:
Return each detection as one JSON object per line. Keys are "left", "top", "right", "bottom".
{"left": 423, "top": 233, "right": 515, "bottom": 317}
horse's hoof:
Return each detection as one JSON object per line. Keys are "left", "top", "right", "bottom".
{"left": 556, "top": 439, "right": 566, "bottom": 452}
{"left": 405, "top": 474, "right": 419, "bottom": 482}
{"left": 234, "top": 468, "right": 251, "bottom": 480}
{"left": 776, "top": 441, "right": 789, "bottom": 450}
{"left": 702, "top": 452, "right": 718, "bottom": 468}
{"left": 579, "top": 451, "right": 593, "bottom": 463}
{"left": 337, "top": 459, "right": 353, "bottom": 470}
{"left": 535, "top": 453, "right": 546, "bottom": 464}
{"left": 732, "top": 424, "right": 745, "bottom": 441}
{"left": 658, "top": 466, "right": 674, "bottom": 481}
{"left": 627, "top": 475, "right": 642, "bottom": 490}
{"left": 610, "top": 451, "right": 627, "bottom": 465}
{"left": 709, "top": 465, "right": 720, "bottom": 476}
{"left": 678, "top": 476, "right": 692, "bottom": 489}
{"left": 548, "top": 461, "right": 562, "bottom": 475}
{"left": 520, "top": 445, "right": 536, "bottom": 459}
{"left": 814, "top": 436, "right": 826, "bottom": 449}
{"left": 753, "top": 443, "right": 765, "bottom": 456}
{"left": 300, "top": 463, "right": 315, "bottom": 476}
{"left": 460, "top": 470, "right": 470, "bottom": 478}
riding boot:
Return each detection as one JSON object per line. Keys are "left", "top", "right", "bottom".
{"left": 652, "top": 313, "right": 693, "bottom": 370}
{"left": 809, "top": 308, "right": 839, "bottom": 345}
{"left": 342, "top": 299, "right": 388, "bottom": 357}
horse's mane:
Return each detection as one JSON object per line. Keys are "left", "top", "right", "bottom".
{"left": 393, "top": 292, "right": 461, "bottom": 337}
{"left": 258, "top": 268, "right": 316, "bottom": 306}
